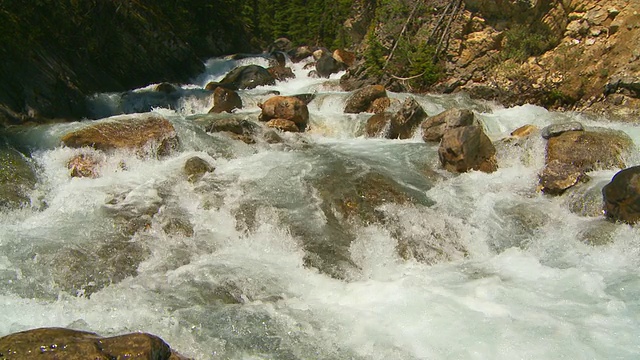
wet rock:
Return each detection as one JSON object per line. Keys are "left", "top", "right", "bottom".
{"left": 265, "top": 119, "right": 300, "bottom": 133}
{"left": 258, "top": 96, "right": 309, "bottom": 130}
{"left": 205, "top": 118, "right": 259, "bottom": 136}
{"left": 541, "top": 121, "right": 584, "bottom": 139}
{"left": 61, "top": 113, "right": 179, "bottom": 156}
{"left": 562, "top": 180, "right": 608, "bottom": 217}
{"left": 290, "top": 93, "right": 316, "bottom": 105}
{"left": 0, "top": 327, "right": 190, "bottom": 360}
{"left": 68, "top": 153, "right": 100, "bottom": 178}
{"left": 510, "top": 124, "right": 538, "bottom": 138}
{"left": 154, "top": 82, "right": 179, "bottom": 94}
{"left": 369, "top": 97, "right": 391, "bottom": 114}
{"left": 344, "top": 84, "right": 388, "bottom": 114}
{"left": 183, "top": 156, "right": 214, "bottom": 182}
{"left": 602, "top": 165, "right": 640, "bottom": 224}
{"left": 539, "top": 159, "right": 588, "bottom": 195}
{"left": 162, "top": 217, "right": 195, "bottom": 237}
{"left": 268, "top": 37, "right": 293, "bottom": 53}
{"left": 0, "top": 147, "right": 37, "bottom": 209}
{"left": 332, "top": 49, "right": 356, "bottom": 67}
{"left": 262, "top": 130, "right": 283, "bottom": 144}
{"left": 316, "top": 54, "right": 344, "bottom": 78}
{"left": 220, "top": 65, "right": 276, "bottom": 90}
{"left": 389, "top": 97, "right": 428, "bottom": 139}
{"left": 546, "top": 129, "right": 633, "bottom": 171}
{"left": 438, "top": 125, "right": 497, "bottom": 173}
{"left": 208, "top": 87, "right": 243, "bottom": 114}
{"left": 364, "top": 113, "right": 393, "bottom": 137}
{"left": 204, "top": 82, "right": 236, "bottom": 92}
{"left": 267, "top": 66, "right": 295, "bottom": 82}
{"left": 421, "top": 108, "right": 475, "bottom": 142}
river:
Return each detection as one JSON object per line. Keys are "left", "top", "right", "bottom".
{"left": 1, "top": 55, "right": 639, "bottom": 359}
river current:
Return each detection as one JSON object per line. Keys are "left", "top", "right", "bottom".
{"left": 1, "top": 56, "right": 639, "bottom": 359}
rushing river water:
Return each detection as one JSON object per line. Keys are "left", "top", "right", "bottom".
{"left": 1, "top": 56, "right": 640, "bottom": 359}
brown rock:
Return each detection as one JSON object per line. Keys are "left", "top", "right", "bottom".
{"left": 602, "top": 165, "right": 640, "bottom": 224}
{"left": 365, "top": 113, "right": 392, "bottom": 137}
{"left": 68, "top": 154, "right": 100, "bottom": 178}
{"left": 438, "top": 125, "right": 497, "bottom": 173}
{"left": 421, "top": 108, "right": 475, "bottom": 142}
{"left": 267, "top": 66, "right": 296, "bottom": 81}
{"left": 205, "top": 118, "right": 259, "bottom": 136}
{"left": 219, "top": 65, "right": 276, "bottom": 90}
{"left": 539, "top": 159, "right": 588, "bottom": 195}
{"left": 208, "top": 87, "right": 242, "bottom": 114}
{"left": 511, "top": 124, "right": 537, "bottom": 138}
{"left": 61, "top": 114, "right": 179, "bottom": 156}
{"left": 258, "top": 96, "right": 309, "bottom": 129}
{"left": 183, "top": 156, "right": 214, "bottom": 182}
{"left": 266, "top": 118, "right": 300, "bottom": 132}
{"left": 369, "top": 97, "right": 391, "bottom": 114}
{"left": 546, "top": 129, "right": 633, "bottom": 172}
{"left": 0, "top": 327, "right": 190, "bottom": 360}
{"left": 389, "top": 97, "right": 428, "bottom": 139}
{"left": 344, "top": 85, "right": 387, "bottom": 114}
{"left": 333, "top": 49, "right": 356, "bottom": 67}
{"left": 288, "top": 46, "right": 314, "bottom": 62}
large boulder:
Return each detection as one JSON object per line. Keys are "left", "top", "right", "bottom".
{"left": 438, "top": 125, "right": 497, "bottom": 173}
{"left": 258, "top": 96, "right": 309, "bottom": 130}
{"left": 421, "top": 108, "right": 476, "bottom": 142}
{"left": 389, "top": 97, "right": 428, "bottom": 139}
{"left": 61, "top": 113, "right": 179, "bottom": 156}
{"left": 220, "top": 65, "right": 276, "bottom": 90}
{"left": 602, "top": 166, "right": 640, "bottom": 224}
{"left": 365, "top": 113, "right": 393, "bottom": 137}
{"left": 546, "top": 129, "right": 633, "bottom": 172}
{"left": 208, "top": 87, "right": 242, "bottom": 114}
{"left": 316, "top": 54, "right": 345, "bottom": 78}
{"left": 0, "top": 327, "right": 190, "bottom": 359}
{"left": 332, "top": 49, "right": 356, "bottom": 67}
{"left": 539, "top": 160, "right": 588, "bottom": 195}
{"left": 344, "top": 85, "right": 388, "bottom": 114}
{"left": 0, "top": 147, "right": 37, "bottom": 209}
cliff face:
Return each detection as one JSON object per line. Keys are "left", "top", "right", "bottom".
{"left": 346, "top": 0, "right": 640, "bottom": 119}
{"left": 0, "top": 1, "right": 255, "bottom": 127}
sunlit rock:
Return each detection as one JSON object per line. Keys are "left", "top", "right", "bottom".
{"left": 258, "top": 96, "right": 309, "bottom": 130}
{"left": 421, "top": 108, "right": 475, "bottom": 142}
{"left": 0, "top": 327, "right": 190, "bottom": 360}
{"left": 539, "top": 159, "right": 588, "bottom": 195}
{"left": 344, "top": 84, "right": 387, "bottom": 114}
{"left": 438, "top": 125, "right": 497, "bottom": 173}
{"left": 220, "top": 65, "right": 276, "bottom": 90}
{"left": 389, "top": 97, "right": 428, "bottom": 139}
{"left": 208, "top": 87, "right": 243, "bottom": 114}
{"left": 183, "top": 156, "right": 214, "bottom": 182}
{"left": 545, "top": 129, "right": 633, "bottom": 171}
{"left": 0, "top": 146, "right": 37, "bottom": 209}
{"left": 61, "top": 113, "right": 179, "bottom": 156}
{"left": 67, "top": 153, "right": 100, "bottom": 178}
{"left": 332, "top": 49, "right": 356, "bottom": 67}
{"left": 288, "top": 45, "right": 313, "bottom": 62}
{"left": 602, "top": 165, "right": 640, "bottom": 224}
{"left": 510, "top": 124, "right": 538, "bottom": 138}
{"left": 266, "top": 118, "right": 300, "bottom": 133}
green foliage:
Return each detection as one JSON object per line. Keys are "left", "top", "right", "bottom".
{"left": 408, "top": 43, "right": 441, "bottom": 87}
{"left": 501, "top": 24, "right": 556, "bottom": 62}
{"left": 364, "top": 30, "right": 386, "bottom": 77}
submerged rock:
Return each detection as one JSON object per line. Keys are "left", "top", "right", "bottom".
{"left": 67, "top": 153, "right": 101, "bottom": 178}
{"left": 220, "top": 65, "right": 276, "bottom": 90}
{"left": 602, "top": 165, "right": 640, "bottom": 224}
{"left": 183, "top": 156, "right": 214, "bottom": 182}
{"left": 0, "top": 147, "right": 37, "bottom": 209}
{"left": 266, "top": 118, "right": 300, "bottom": 132}
{"left": 344, "top": 84, "right": 387, "bottom": 114}
{"left": 258, "top": 96, "right": 309, "bottom": 130}
{"left": 438, "top": 125, "right": 497, "bottom": 173}
{"left": 61, "top": 113, "right": 179, "bottom": 156}
{"left": 208, "top": 87, "right": 243, "bottom": 114}
{"left": 421, "top": 108, "right": 476, "bottom": 142}
{"left": 205, "top": 117, "right": 260, "bottom": 136}
{"left": 545, "top": 129, "right": 632, "bottom": 171}
{"left": 0, "top": 327, "right": 190, "bottom": 360}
